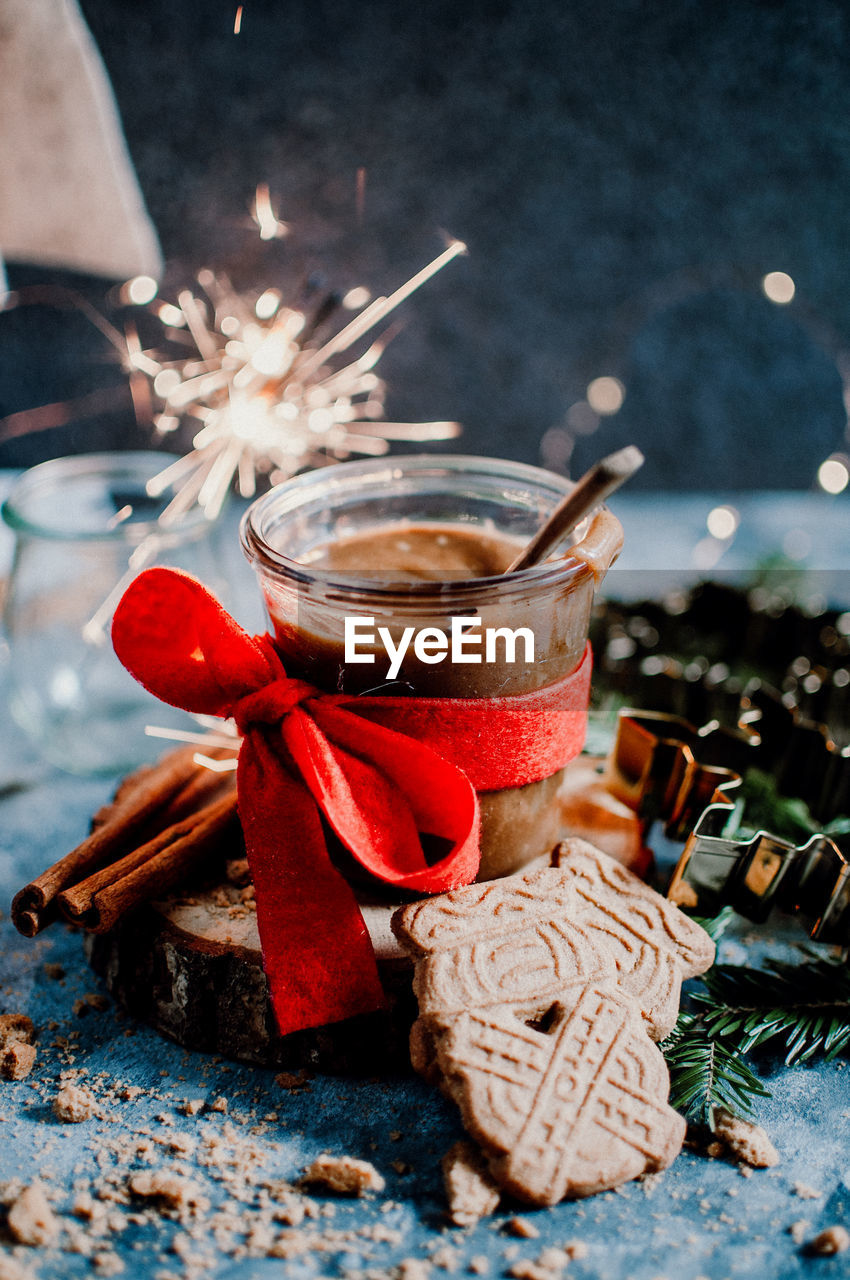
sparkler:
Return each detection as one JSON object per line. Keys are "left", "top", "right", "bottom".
{"left": 125, "top": 232, "right": 466, "bottom": 528}
{"left": 1, "top": 192, "right": 467, "bottom": 644}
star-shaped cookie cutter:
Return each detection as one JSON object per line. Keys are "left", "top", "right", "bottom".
{"left": 606, "top": 702, "right": 850, "bottom": 946}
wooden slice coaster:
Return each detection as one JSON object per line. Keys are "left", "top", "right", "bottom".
{"left": 85, "top": 872, "right": 417, "bottom": 1073}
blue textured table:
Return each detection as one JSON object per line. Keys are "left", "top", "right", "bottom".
{"left": 1, "top": 486, "right": 849, "bottom": 1279}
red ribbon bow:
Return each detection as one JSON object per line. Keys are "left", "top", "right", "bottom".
{"left": 112, "top": 567, "right": 591, "bottom": 1035}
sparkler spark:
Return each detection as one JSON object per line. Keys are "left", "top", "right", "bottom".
{"left": 146, "top": 714, "right": 241, "bottom": 772}
{"left": 129, "top": 232, "right": 466, "bottom": 525}
{"left": 252, "top": 184, "right": 288, "bottom": 241}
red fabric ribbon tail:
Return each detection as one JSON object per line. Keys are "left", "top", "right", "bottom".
{"left": 237, "top": 731, "right": 387, "bottom": 1035}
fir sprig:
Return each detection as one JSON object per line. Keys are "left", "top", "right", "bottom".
{"left": 696, "top": 955, "right": 850, "bottom": 1065}
{"left": 661, "top": 950, "right": 850, "bottom": 1125}
{"left": 661, "top": 1012, "right": 770, "bottom": 1126}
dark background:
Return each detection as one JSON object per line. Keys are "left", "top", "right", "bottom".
{"left": 2, "top": 0, "right": 850, "bottom": 489}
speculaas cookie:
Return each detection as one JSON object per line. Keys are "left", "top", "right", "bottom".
{"left": 392, "top": 841, "right": 714, "bottom": 1205}
{"left": 397, "top": 840, "right": 714, "bottom": 1039}
{"left": 435, "top": 988, "right": 686, "bottom": 1204}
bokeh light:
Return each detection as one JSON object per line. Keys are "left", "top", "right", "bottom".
{"left": 255, "top": 289, "right": 281, "bottom": 319}
{"left": 817, "top": 456, "right": 849, "bottom": 494}
{"left": 706, "top": 505, "right": 739, "bottom": 539}
{"left": 762, "top": 271, "right": 795, "bottom": 304}
{"left": 125, "top": 275, "right": 158, "bottom": 305}
{"left": 691, "top": 537, "right": 726, "bottom": 571}
{"left": 540, "top": 426, "right": 573, "bottom": 470}
{"left": 566, "top": 400, "right": 600, "bottom": 434}
{"left": 586, "top": 376, "right": 625, "bottom": 415}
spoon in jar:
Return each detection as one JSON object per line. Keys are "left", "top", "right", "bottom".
{"left": 505, "top": 445, "right": 644, "bottom": 573}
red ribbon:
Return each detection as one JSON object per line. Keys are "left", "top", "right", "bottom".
{"left": 112, "top": 567, "right": 591, "bottom": 1035}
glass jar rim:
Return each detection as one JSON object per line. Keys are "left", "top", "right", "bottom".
{"left": 1, "top": 451, "right": 215, "bottom": 542}
{"left": 240, "top": 453, "right": 597, "bottom": 603}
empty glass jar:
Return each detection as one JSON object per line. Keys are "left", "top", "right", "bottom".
{"left": 1, "top": 452, "right": 226, "bottom": 775}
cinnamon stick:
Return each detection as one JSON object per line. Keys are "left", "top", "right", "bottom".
{"left": 11, "top": 746, "right": 233, "bottom": 936}
{"left": 57, "top": 790, "right": 240, "bottom": 933}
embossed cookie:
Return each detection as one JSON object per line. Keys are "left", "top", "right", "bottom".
{"left": 392, "top": 842, "right": 714, "bottom": 1205}
{"left": 435, "top": 989, "right": 685, "bottom": 1204}
{"left": 395, "top": 850, "right": 714, "bottom": 1039}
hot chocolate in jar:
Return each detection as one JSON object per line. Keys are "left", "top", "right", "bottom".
{"left": 240, "top": 455, "right": 623, "bottom": 881}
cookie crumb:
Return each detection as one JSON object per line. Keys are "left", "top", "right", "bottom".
{"left": 507, "top": 1261, "right": 553, "bottom": 1280}
{"left": 300, "top": 1154, "right": 385, "bottom": 1196}
{"left": 507, "top": 1247, "right": 573, "bottom": 1280}
{"left": 275, "top": 1070, "right": 311, "bottom": 1092}
{"left": 504, "top": 1217, "right": 539, "bottom": 1238}
{"left": 808, "top": 1226, "right": 850, "bottom": 1256}
{"left": 54, "top": 1083, "right": 97, "bottom": 1123}
{"left": 7, "top": 1182, "right": 58, "bottom": 1246}
{"left": 712, "top": 1108, "right": 779, "bottom": 1168}
{"left": 269, "top": 1187, "right": 306, "bottom": 1226}
{"left": 396, "top": 1261, "right": 431, "bottom": 1280}
{"left": 788, "top": 1220, "right": 810, "bottom": 1244}
{"left": 0, "top": 1014, "right": 35, "bottom": 1048}
{"left": 442, "top": 1140, "right": 500, "bottom": 1227}
{"left": 93, "top": 1252, "right": 125, "bottom": 1275}
{"left": 181, "top": 1099, "right": 204, "bottom": 1116}
{"left": 267, "top": 1230, "right": 313, "bottom": 1259}
{"left": 225, "top": 857, "right": 250, "bottom": 886}
{"left": 128, "top": 1169, "right": 209, "bottom": 1213}
{"left": 209, "top": 1096, "right": 228, "bottom": 1113}
{"left": 563, "top": 1240, "right": 588, "bottom": 1260}
{"left": 1, "top": 1040, "right": 37, "bottom": 1080}
{"left": 793, "top": 1182, "right": 822, "bottom": 1200}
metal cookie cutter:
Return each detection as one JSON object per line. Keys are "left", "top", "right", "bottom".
{"left": 607, "top": 705, "right": 850, "bottom": 946}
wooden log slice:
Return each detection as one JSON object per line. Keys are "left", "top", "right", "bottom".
{"left": 84, "top": 872, "right": 416, "bottom": 1073}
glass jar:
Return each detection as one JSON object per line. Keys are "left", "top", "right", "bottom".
{"left": 1, "top": 452, "right": 226, "bottom": 776}
{"left": 241, "top": 455, "right": 622, "bottom": 879}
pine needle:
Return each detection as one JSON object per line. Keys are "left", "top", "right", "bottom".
{"left": 695, "top": 955, "right": 850, "bottom": 1065}
{"left": 661, "top": 1012, "right": 771, "bottom": 1126}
